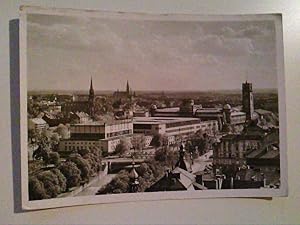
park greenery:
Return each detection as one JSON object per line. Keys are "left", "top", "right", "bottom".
{"left": 28, "top": 127, "right": 102, "bottom": 200}
{"left": 97, "top": 146, "right": 177, "bottom": 195}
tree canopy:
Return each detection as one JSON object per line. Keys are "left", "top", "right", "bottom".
{"left": 114, "top": 139, "right": 129, "bottom": 156}
{"left": 68, "top": 153, "right": 91, "bottom": 182}
{"left": 58, "top": 161, "right": 81, "bottom": 189}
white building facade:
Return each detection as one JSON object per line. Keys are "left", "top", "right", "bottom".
{"left": 59, "top": 119, "right": 133, "bottom": 153}
{"left": 133, "top": 117, "right": 219, "bottom": 145}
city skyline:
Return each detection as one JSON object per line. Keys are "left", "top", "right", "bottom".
{"left": 27, "top": 14, "right": 278, "bottom": 92}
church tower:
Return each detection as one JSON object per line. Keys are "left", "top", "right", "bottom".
{"left": 175, "top": 144, "right": 190, "bottom": 172}
{"left": 242, "top": 81, "right": 254, "bottom": 120}
{"left": 88, "top": 77, "right": 95, "bottom": 118}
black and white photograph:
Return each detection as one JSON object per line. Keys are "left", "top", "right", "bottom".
{"left": 20, "top": 6, "right": 287, "bottom": 209}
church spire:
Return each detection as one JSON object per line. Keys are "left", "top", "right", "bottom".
{"left": 175, "top": 143, "right": 189, "bottom": 171}
{"left": 89, "top": 76, "right": 94, "bottom": 96}
{"left": 126, "top": 80, "right": 130, "bottom": 94}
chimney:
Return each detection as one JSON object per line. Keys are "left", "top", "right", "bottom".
{"left": 263, "top": 178, "right": 267, "bottom": 188}
{"left": 230, "top": 177, "right": 234, "bottom": 189}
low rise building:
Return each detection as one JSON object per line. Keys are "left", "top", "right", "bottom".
{"left": 213, "top": 123, "right": 279, "bottom": 174}
{"left": 59, "top": 119, "right": 133, "bottom": 154}
{"left": 150, "top": 102, "right": 246, "bottom": 132}
{"left": 133, "top": 117, "right": 218, "bottom": 145}
{"left": 28, "top": 118, "right": 49, "bottom": 131}
{"left": 70, "top": 111, "right": 91, "bottom": 124}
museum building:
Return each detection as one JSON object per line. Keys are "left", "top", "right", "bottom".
{"left": 58, "top": 119, "right": 133, "bottom": 154}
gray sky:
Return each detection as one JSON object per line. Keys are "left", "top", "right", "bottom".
{"left": 27, "top": 14, "right": 278, "bottom": 91}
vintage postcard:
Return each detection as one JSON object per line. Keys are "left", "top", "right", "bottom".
{"left": 19, "top": 6, "right": 287, "bottom": 210}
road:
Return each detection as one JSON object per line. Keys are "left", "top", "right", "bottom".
{"left": 190, "top": 150, "right": 213, "bottom": 173}
{"left": 75, "top": 174, "right": 116, "bottom": 196}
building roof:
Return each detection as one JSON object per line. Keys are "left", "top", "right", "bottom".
{"left": 231, "top": 111, "right": 246, "bottom": 117}
{"left": 72, "top": 118, "right": 132, "bottom": 126}
{"left": 172, "top": 167, "right": 195, "bottom": 190}
{"left": 246, "top": 149, "right": 265, "bottom": 158}
{"left": 155, "top": 107, "right": 180, "bottom": 113}
{"left": 192, "top": 182, "right": 208, "bottom": 190}
{"left": 75, "top": 111, "right": 90, "bottom": 118}
{"left": 255, "top": 109, "right": 273, "bottom": 115}
{"left": 194, "top": 108, "right": 223, "bottom": 114}
{"left": 133, "top": 116, "right": 200, "bottom": 125}
{"left": 260, "top": 149, "right": 279, "bottom": 159}
{"left": 30, "top": 118, "right": 47, "bottom": 125}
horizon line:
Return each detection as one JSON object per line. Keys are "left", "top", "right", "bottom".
{"left": 28, "top": 87, "right": 278, "bottom": 93}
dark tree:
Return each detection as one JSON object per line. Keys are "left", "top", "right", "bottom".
{"left": 154, "top": 146, "right": 177, "bottom": 168}
{"left": 151, "top": 134, "right": 168, "bottom": 148}
{"left": 114, "top": 139, "right": 129, "bottom": 156}
{"left": 68, "top": 153, "right": 91, "bottom": 182}
{"left": 28, "top": 176, "right": 49, "bottom": 200}
{"left": 55, "top": 124, "right": 69, "bottom": 139}
{"left": 131, "top": 135, "right": 146, "bottom": 151}
{"left": 136, "top": 162, "right": 164, "bottom": 191}
{"left": 37, "top": 170, "right": 61, "bottom": 198}
{"left": 58, "top": 161, "right": 81, "bottom": 189}
{"left": 47, "top": 152, "right": 60, "bottom": 165}
{"left": 97, "top": 170, "right": 130, "bottom": 194}
{"left": 112, "top": 99, "right": 122, "bottom": 109}
{"left": 50, "top": 168, "right": 67, "bottom": 193}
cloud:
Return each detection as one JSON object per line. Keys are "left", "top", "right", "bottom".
{"left": 27, "top": 14, "right": 277, "bottom": 91}
{"left": 221, "top": 24, "right": 273, "bottom": 38}
{"left": 193, "top": 34, "right": 255, "bottom": 57}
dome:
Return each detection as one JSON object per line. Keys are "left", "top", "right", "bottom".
{"left": 151, "top": 104, "right": 157, "bottom": 110}
{"left": 223, "top": 104, "right": 232, "bottom": 110}
{"left": 129, "top": 167, "right": 139, "bottom": 179}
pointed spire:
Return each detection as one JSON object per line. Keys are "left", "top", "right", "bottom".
{"left": 126, "top": 80, "right": 130, "bottom": 94}
{"left": 90, "top": 76, "right": 94, "bottom": 91}
{"left": 89, "top": 76, "right": 94, "bottom": 96}
{"left": 129, "top": 156, "right": 139, "bottom": 192}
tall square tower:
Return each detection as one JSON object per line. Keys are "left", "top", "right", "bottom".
{"left": 242, "top": 81, "right": 254, "bottom": 120}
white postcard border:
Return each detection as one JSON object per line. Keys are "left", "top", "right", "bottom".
{"left": 19, "top": 6, "right": 288, "bottom": 210}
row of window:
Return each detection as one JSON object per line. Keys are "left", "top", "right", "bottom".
{"left": 63, "top": 141, "right": 95, "bottom": 146}
{"left": 166, "top": 126, "right": 196, "bottom": 133}
{"left": 64, "top": 145, "right": 94, "bottom": 151}
{"left": 106, "top": 129, "right": 132, "bottom": 138}
{"left": 165, "top": 120, "right": 200, "bottom": 128}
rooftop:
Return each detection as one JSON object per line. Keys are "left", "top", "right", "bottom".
{"left": 231, "top": 111, "right": 246, "bottom": 116}
{"left": 30, "top": 118, "right": 47, "bottom": 125}
{"left": 133, "top": 116, "right": 201, "bottom": 125}
{"left": 194, "top": 108, "right": 223, "bottom": 113}
{"left": 155, "top": 107, "right": 180, "bottom": 113}
{"left": 72, "top": 118, "right": 132, "bottom": 126}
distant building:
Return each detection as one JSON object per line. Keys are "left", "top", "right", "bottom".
{"left": 242, "top": 81, "right": 254, "bottom": 120}
{"left": 69, "top": 111, "right": 91, "bottom": 124}
{"left": 113, "top": 80, "right": 135, "bottom": 100}
{"left": 133, "top": 117, "right": 218, "bottom": 145}
{"left": 150, "top": 99, "right": 202, "bottom": 118}
{"left": 146, "top": 144, "right": 207, "bottom": 192}
{"left": 62, "top": 77, "right": 95, "bottom": 118}
{"left": 28, "top": 118, "right": 49, "bottom": 131}
{"left": 47, "top": 104, "right": 61, "bottom": 113}
{"left": 150, "top": 100, "right": 246, "bottom": 132}
{"left": 42, "top": 112, "right": 70, "bottom": 127}
{"left": 133, "top": 109, "right": 149, "bottom": 117}
{"left": 213, "top": 122, "right": 279, "bottom": 171}
{"left": 58, "top": 119, "right": 133, "bottom": 154}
